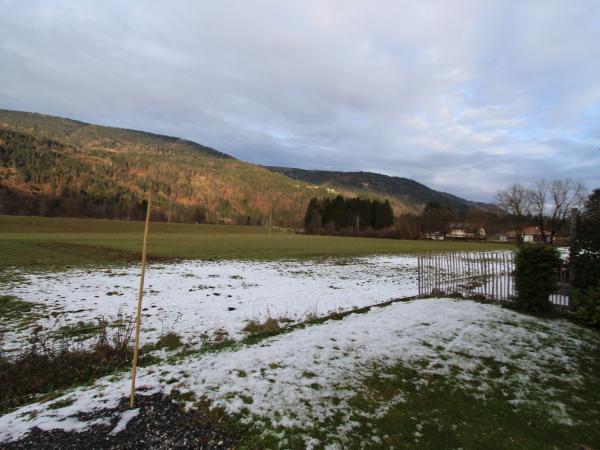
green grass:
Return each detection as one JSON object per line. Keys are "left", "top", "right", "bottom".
{"left": 51, "top": 321, "right": 100, "bottom": 341}
{"left": 335, "top": 360, "right": 600, "bottom": 449}
{"left": 47, "top": 397, "right": 75, "bottom": 410}
{"left": 0, "top": 295, "right": 44, "bottom": 333}
{"left": 0, "top": 295, "right": 37, "bottom": 322}
{"left": 236, "top": 337, "right": 600, "bottom": 450}
{"left": 0, "top": 215, "right": 513, "bottom": 271}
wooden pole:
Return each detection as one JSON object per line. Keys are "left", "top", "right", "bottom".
{"left": 500, "top": 253, "right": 505, "bottom": 300}
{"left": 482, "top": 252, "right": 488, "bottom": 298}
{"left": 130, "top": 191, "right": 152, "bottom": 408}
{"left": 167, "top": 196, "right": 172, "bottom": 224}
{"left": 444, "top": 253, "right": 452, "bottom": 294}
{"left": 451, "top": 252, "right": 456, "bottom": 294}
{"left": 268, "top": 210, "right": 272, "bottom": 238}
{"left": 492, "top": 252, "right": 496, "bottom": 298}
{"left": 418, "top": 255, "right": 422, "bottom": 295}
{"left": 425, "top": 254, "right": 428, "bottom": 294}
{"left": 459, "top": 252, "right": 469, "bottom": 295}
{"left": 422, "top": 254, "right": 426, "bottom": 295}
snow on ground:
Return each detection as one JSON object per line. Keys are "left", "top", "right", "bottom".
{"left": 1, "top": 256, "right": 418, "bottom": 351}
{"left": 0, "top": 298, "right": 595, "bottom": 446}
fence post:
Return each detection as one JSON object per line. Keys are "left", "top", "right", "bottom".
{"left": 417, "top": 256, "right": 422, "bottom": 295}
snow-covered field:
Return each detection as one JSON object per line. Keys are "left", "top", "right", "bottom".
{"left": 1, "top": 297, "right": 596, "bottom": 447}
{"left": 2, "top": 252, "right": 596, "bottom": 447}
{"left": 1, "top": 256, "right": 418, "bottom": 351}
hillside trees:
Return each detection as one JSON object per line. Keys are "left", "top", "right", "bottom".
{"left": 0, "top": 126, "right": 329, "bottom": 226}
{"left": 0, "top": 129, "right": 143, "bottom": 219}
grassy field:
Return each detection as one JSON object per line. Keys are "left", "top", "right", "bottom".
{"left": 1, "top": 215, "right": 598, "bottom": 449}
{"left": 0, "top": 215, "right": 513, "bottom": 270}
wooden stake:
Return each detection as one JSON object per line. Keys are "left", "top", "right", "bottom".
{"left": 450, "top": 252, "right": 458, "bottom": 295}
{"left": 481, "top": 252, "right": 486, "bottom": 297}
{"left": 446, "top": 253, "right": 450, "bottom": 294}
{"left": 130, "top": 191, "right": 152, "bottom": 408}
{"left": 167, "top": 196, "right": 172, "bottom": 224}
{"left": 417, "top": 255, "right": 422, "bottom": 295}
{"left": 492, "top": 252, "right": 497, "bottom": 300}
{"left": 268, "top": 210, "right": 272, "bottom": 238}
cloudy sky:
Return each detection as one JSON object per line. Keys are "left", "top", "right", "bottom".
{"left": 1, "top": 0, "right": 598, "bottom": 201}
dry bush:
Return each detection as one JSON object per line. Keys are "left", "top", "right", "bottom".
{"left": 0, "top": 311, "right": 147, "bottom": 414}
{"left": 242, "top": 316, "right": 281, "bottom": 334}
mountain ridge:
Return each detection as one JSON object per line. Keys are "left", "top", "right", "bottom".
{"left": 0, "top": 108, "right": 498, "bottom": 225}
{"left": 265, "top": 166, "right": 499, "bottom": 214}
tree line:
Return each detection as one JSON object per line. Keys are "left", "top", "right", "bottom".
{"left": 495, "top": 178, "right": 586, "bottom": 243}
{"left": 304, "top": 196, "right": 394, "bottom": 234}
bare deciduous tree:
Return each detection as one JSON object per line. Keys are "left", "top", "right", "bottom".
{"left": 547, "top": 179, "right": 586, "bottom": 242}
{"left": 506, "top": 178, "right": 586, "bottom": 244}
{"left": 495, "top": 183, "right": 530, "bottom": 243}
{"left": 527, "top": 179, "right": 549, "bottom": 242}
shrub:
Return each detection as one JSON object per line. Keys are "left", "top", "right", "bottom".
{"left": 242, "top": 316, "right": 280, "bottom": 334}
{"left": 0, "top": 312, "right": 142, "bottom": 413}
{"left": 570, "top": 188, "right": 600, "bottom": 323}
{"left": 0, "top": 343, "right": 131, "bottom": 413}
{"left": 155, "top": 332, "right": 182, "bottom": 349}
{"left": 514, "top": 245, "right": 561, "bottom": 311}
{"left": 573, "top": 287, "right": 600, "bottom": 325}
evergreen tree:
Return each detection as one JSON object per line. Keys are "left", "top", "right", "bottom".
{"left": 303, "top": 196, "right": 394, "bottom": 234}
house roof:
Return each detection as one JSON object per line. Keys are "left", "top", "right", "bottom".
{"left": 506, "top": 226, "right": 543, "bottom": 236}
{"left": 449, "top": 223, "right": 485, "bottom": 230}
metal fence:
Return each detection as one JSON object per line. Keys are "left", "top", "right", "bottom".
{"left": 417, "top": 251, "right": 570, "bottom": 311}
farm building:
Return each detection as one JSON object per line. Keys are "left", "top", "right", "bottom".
{"left": 446, "top": 223, "right": 486, "bottom": 240}
{"left": 494, "top": 226, "right": 545, "bottom": 242}
{"left": 424, "top": 224, "right": 486, "bottom": 240}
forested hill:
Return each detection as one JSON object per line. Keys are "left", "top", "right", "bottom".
{"left": 0, "top": 109, "right": 374, "bottom": 226}
{"left": 266, "top": 167, "right": 498, "bottom": 214}
{"left": 0, "top": 109, "right": 494, "bottom": 226}
{"left": 0, "top": 109, "right": 230, "bottom": 159}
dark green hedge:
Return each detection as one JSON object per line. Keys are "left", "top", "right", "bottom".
{"left": 514, "top": 245, "right": 561, "bottom": 311}
{"left": 571, "top": 189, "right": 600, "bottom": 324}
{"left": 574, "top": 287, "right": 600, "bottom": 325}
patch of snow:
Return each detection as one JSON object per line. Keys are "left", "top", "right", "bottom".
{"left": 1, "top": 298, "right": 595, "bottom": 445}
{"left": 1, "top": 256, "right": 418, "bottom": 351}
{"left": 109, "top": 408, "right": 139, "bottom": 435}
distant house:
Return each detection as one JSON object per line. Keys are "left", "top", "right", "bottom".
{"left": 521, "top": 226, "right": 545, "bottom": 242}
{"left": 494, "top": 226, "right": 545, "bottom": 243}
{"left": 446, "top": 223, "right": 486, "bottom": 240}
{"left": 493, "top": 233, "right": 510, "bottom": 242}
{"left": 424, "top": 231, "right": 445, "bottom": 240}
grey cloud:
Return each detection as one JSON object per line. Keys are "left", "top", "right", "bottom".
{"left": 0, "top": 0, "right": 599, "bottom": 201}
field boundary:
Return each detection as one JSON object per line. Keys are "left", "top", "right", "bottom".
{"left": 417, "top": 251, "right": 571, "bottom": 311}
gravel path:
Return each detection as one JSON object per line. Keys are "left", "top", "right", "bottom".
{"left": 0, "top": 393, "right": 236, "bottom": 449}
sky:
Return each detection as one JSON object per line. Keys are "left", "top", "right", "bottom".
{"left": 0, "top": 0, "right": 599, "bottom": 201}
